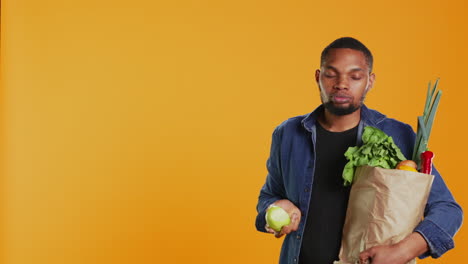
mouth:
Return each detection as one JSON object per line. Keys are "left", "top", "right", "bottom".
{"left": 331, "top": 94, "right": 352, "bottom": 104}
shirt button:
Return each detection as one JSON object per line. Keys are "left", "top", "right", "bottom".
{"left": 296, "top": 235, "right": 301, "bottom": 239}
{"left": 294, "top": 257, "right": 297, "bottom": 262}
{"left": 304, "top": 187, "right": 310, "bottom": 192}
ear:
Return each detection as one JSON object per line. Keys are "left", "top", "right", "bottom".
{"left": 315, "top": 69, "right": 320, "bottom": 83}
{"left": 367, "top": 72, "right": 376, "bottom": 91}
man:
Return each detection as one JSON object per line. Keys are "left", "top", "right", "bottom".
{"left": 255, "top": 37, "right": 463, "bottom": 264}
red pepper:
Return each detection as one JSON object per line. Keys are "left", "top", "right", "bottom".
{"left": 421, "top": 151, "right": 434, "bottom": 174}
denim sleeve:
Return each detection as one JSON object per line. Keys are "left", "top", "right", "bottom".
{"left": 414, "top": 166, "right": 463, "bottom": 259}
{"left": 255, "top": 126, "right": 287, "bottom": 233}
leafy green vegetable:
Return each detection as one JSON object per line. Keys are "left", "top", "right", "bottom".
{"left": 342, "top": 126, "right": 406, "bottom": 186}
{"left": 412, "top": 79, "right": 442, "bottom": 169}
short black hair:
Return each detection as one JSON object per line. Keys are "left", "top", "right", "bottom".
{"left": 320, "top": 37, "right": 373, "bottom": 72}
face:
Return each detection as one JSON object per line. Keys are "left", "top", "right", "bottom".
{"left": 316, "top": 48, "right": 375, "bottom": 116}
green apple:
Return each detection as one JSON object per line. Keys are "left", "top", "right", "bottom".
{"left": 266, "top": 205, "right": 291, "bottom": 232}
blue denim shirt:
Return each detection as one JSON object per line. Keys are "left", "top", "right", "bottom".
{"left": 255, "top": 105, "right": 463, "bottom": 264}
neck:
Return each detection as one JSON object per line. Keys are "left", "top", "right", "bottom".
{"left": 318, "top": 108, "right": 361, "bottom": 132}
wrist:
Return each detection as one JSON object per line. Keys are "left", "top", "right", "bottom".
{"left": 393, "top": 241, "right": 413, "bottom": 262}
{"left": 396, "top": 232, "right": 429, "bottom": 261}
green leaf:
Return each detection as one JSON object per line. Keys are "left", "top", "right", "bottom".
{"left": 356, "top": 156, "right": 370, "bottom": 166}
{"left": 425, "top": 90, "right": 442, "bottom": 141}
{"left": 368, "top": 157, "right": 390, "bottom": 169}
{"left": 412, "top": 79, "right": 442, "bottom": 167}
{"left": 361, "top": 144, "right": 372, "bottom": 155}
{"left": 342, "top": 161, "right": 355, "bottom": 186}
{"left": 344, "top": 146, "right": 359, "bottom": 160}
{"left": 362, "top": 127, "right": 373, "bottom": 143}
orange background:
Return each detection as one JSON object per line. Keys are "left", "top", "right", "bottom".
{"left": 2, "top": 0, "right": 468, "bottom": 263}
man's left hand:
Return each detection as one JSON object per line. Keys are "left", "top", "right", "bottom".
{"left": 359, "top": 244, "right": 409, "bottom": 264}
{"left": 359, "top": 232, "right": 428, "bottom": 264}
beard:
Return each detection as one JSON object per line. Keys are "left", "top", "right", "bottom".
{"left": 323, "top": 101, "right": 361, "bottom": 116}
{"left": 321, "top": 92, "right": 367, "bottom": 116}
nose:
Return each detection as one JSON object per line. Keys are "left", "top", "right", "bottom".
{"left": 333, "top": 76, "right": 349, "bottom": 90}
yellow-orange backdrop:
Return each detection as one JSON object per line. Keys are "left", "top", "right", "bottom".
{"left": 2, "top": 0, "right": 468, "bottom": 263}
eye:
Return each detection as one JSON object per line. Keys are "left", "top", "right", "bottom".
{"left": 324, "top": 73, "right": 336, "bottom": 78}
{"left": 351, "top": 76, "right": 362, "bottom": 80}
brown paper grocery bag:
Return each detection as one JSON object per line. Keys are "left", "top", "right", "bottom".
{"left": 335, "top": 166, "right": 434, "bottom": 264}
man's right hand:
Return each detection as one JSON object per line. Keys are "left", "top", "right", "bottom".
{"left": 265, "top": 199, "right": 302, "bottom": 238}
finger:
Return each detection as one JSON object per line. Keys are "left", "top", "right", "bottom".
{"left": 290, "top": 213, "right": 300, "bottom": 231}
{"left": 294, "top": 208, "right": 301, "bottom": 218}
{"left": 275, "top": 232, "right": 284, "bottom": 238}
{"left": 265, "top": 224, "right": 276, "bottom": 234}
{"left": 280, "top": 225, "right": 291, "bottom": 235}
{"left": 281, "top": 214, "right": 300, "bottom": 235}
{"left": 359, "top": 249, "right": 371, "bottom": 264}
{"left": 359, "top": 256, "right": 370, "bottom": 264}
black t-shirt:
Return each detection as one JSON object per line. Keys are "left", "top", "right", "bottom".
{"left": 299, "top": 122, "right": 358, "bottom": 264}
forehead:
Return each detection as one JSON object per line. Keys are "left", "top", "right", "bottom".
{"left": 323, "top": 48, "right": 369, "bottom": 71}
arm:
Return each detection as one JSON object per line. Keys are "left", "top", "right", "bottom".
{"left": 413, "top": 165, "right": 463, "bottom": 258}
{"left": 391, "top": 123, "right": 463, "bottom": 258}
{"left": 255, "top": 126, "right": 286, "bottom": 233}
{"left": 359, "top": 232, "right": 428, "bottom": 264}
